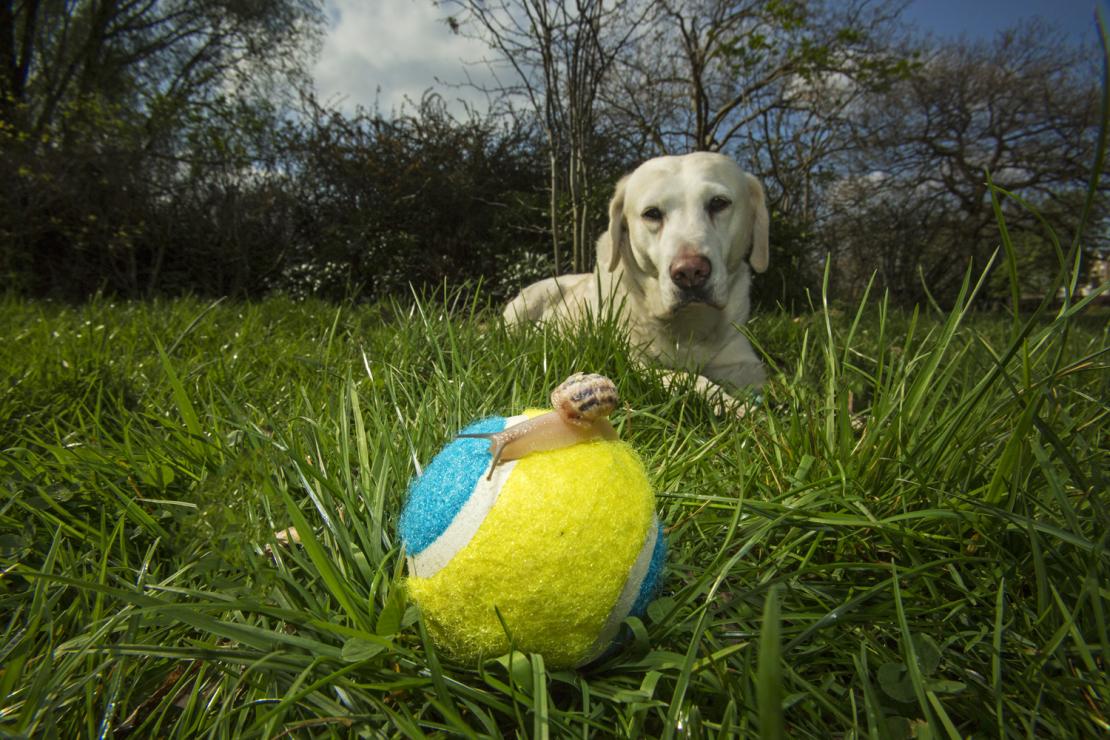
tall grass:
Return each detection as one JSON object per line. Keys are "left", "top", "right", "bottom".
{"left": 1, "top": 265, "right": 1106, "bottom": 737}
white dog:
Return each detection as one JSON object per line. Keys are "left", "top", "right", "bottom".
{"left": 504, "top": 152, "right": 769, "bottom": 408}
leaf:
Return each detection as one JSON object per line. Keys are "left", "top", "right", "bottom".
{"left": 925, "top": 679, "right": 966, "bottom": 695}
{"left": 340, "top": 637, "right": 385, "bottom": 663}
{"left": 646, "top": 596, "right": 675, "bottom": 624}
{"left": 911, "top": 633, "right": 942, "bottom": 677}
{"left": 155, "top": 340, "right": 202, "bottom": 445}
{"left": 884, "top": 716, "right": 914, "bottom": 739}
{"left": 137, "top": 462, "right": 175, "bottom": 488}
{"left": 401, "top": 605, "right": 420, "bottom": 629}
{"left": 0, "top": 533, "right": 26, "bottom": 557}
{"left": 791, "top": 455, "right": 816, "bottom": 485}
{"left": 878, "top": 631, "right": 945, "bottom": 703}
{"left": 494, "top": 652, "right": 534, "bottom": 695}
{"left": 375, "top": 583, "right": 406, "bottom": 637}
{"left": 877, "top": 662, "right": 916, "bottom": 703}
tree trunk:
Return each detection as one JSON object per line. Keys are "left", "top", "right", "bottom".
{"left": 549, "top": 145, "right": 561, "bottom": 276}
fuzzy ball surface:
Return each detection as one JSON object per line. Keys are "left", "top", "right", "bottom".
{"left": 399, "top": 411, "right": 665, "bottom": 668}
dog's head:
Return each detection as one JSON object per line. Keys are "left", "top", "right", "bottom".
{"left": 605, "top": 152, "right": 769, "bottom": 320}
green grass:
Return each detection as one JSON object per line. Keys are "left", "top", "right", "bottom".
{"left": 1, "top": 271, "right": 1107, "bottom": 736}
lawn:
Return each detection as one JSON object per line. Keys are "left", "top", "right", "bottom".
{"left": 0, "top": 276, "right": 1106, "bottom": 737}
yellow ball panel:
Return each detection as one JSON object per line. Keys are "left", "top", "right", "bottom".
{"left": 407, "top": 419, "right": 654, "bottom": 667}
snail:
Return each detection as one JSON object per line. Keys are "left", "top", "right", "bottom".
{"left": 457, "top": 372, "right": 620, "bottom": 479}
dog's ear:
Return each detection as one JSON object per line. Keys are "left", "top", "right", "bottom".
{"left": 746, "top": 174, "right": 769, "bottom": 273}
{"left": 606, "top": 175, "right": 629, "bottom": 272}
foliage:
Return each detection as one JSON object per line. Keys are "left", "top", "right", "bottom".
{"left": 0, "top": 0, "right": 324, "bottom": 298}
{"left": 275, "top": 93, "right": 551, "bottom": 302}
{"left": 750, "top": 208, "right": 820, "bottom": 312}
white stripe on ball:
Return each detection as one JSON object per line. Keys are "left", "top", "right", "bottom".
{"left": 581, "top": 513, "right": 660, "bottom": 665}
{"left": 406, "top": 414, "right": 528, "bottom": 578}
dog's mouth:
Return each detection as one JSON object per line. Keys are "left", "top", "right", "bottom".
{"left": 671, "top": 288, "right": 724, "bottom": 312}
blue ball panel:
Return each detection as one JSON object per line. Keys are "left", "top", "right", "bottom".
{"left": 630, "top": 523, "right": 667, "bottom": 618}
{"left": 398, "top": 416, "right": 506, "bottom": 555}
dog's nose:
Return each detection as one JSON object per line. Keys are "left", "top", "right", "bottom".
{"left": 669, "top": 254, "right": 712, "bottom": 290}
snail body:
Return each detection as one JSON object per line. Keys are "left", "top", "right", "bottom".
{"left": 457, "top": 373, "right": 620, "bottom": 478}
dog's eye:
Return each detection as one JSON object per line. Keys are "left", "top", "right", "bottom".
{"left": 707, "top": 196, "right": 731, "bottom": 215}
{"left": 641, "top": 207, "right": 663, "bottom": 222}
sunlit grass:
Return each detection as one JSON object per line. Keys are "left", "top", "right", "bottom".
{"left": 1, "top": 268, "right": 1106, "bottom": 736}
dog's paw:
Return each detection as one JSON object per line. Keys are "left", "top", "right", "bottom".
{"left": 706, "top": 386, "right": 761, "bottom": 419}
{"left": 657, "top": 369, "right": 760, "bottom": 419}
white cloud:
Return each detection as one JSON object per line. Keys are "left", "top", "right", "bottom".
{"left": 312, "top": 0, "right": 494, "bottom": 116}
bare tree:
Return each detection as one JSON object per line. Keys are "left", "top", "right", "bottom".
{"left": 446, "top": 0, "right": 648, "bottom": 273}
{"left": 606, "top": 0, "right": 906, "bottom": 156}
{"left": 0, "top": 0, "right": 321, "bottom": 140}
{"left": 827, "top": 21, "right": 1103, "bottom": 304}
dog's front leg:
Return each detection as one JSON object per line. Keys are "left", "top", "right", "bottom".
{"left": 654, "top": 369, "right": 758, "bottom": 419}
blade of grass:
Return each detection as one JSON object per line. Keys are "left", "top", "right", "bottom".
{"left": 757, "top": 584, "right": 783, "bottom": 740}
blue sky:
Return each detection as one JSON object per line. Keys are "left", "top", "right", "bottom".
{"left": 902, "top": 0, "right": 1102, "bottom": 43}
{"left": 311, "top": 0, "right": 1105, "bottom": 115}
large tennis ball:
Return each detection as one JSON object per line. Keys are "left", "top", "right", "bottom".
{"left": 399, "top": 411, "right": 665, "bottom": 668}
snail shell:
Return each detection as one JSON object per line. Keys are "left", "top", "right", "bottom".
{"left": 550, "top": 372, "right": 620, "bottom": 427}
